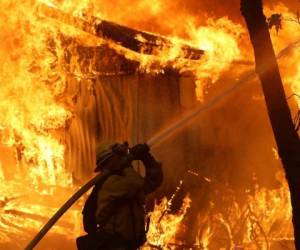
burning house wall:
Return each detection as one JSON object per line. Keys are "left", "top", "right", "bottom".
{"left": 63, "top": 42, "right": 201, "bottom": 188}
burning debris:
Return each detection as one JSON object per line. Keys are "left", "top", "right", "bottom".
{"left": 267, "top": 14, "right": 283, "bottom": 33}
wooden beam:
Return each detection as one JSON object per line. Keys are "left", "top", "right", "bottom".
{"left": 38, "top": 3, "right": 204, "bottom": 60}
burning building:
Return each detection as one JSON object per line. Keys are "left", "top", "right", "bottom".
{"left": 0, "top": 0, "right": 299, "bottom": 249}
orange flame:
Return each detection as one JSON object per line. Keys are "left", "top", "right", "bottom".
{"left": 0, "top": 0, "right": 298, "bottom": 249}
{"left": 144, "top": 195, "right": 191, "bottom": 249}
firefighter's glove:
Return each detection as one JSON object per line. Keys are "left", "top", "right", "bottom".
{"left": 130, "top": 143, "right": 150, "bottom": 160}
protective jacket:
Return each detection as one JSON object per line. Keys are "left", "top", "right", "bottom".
{"left": 96, "top": 153, "right": 163, "bottom": 247}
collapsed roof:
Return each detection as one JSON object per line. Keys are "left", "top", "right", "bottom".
{"left": 39, "top": 2, "right": 205, "bottom": 75}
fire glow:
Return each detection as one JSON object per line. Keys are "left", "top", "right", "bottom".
{"left": 0, "top": 0, "right": 299, "bottom": 249}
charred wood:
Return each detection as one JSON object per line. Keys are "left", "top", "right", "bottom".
{"left": 39, "top": 3, "right": 204, "bottom": 60}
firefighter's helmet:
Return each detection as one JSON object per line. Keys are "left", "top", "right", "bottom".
{"left": 94, "top": 141, "right": 129, "bottom": 172}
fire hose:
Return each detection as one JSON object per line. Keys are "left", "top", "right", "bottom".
{"left": 24, "top": 172, "right": 110, "bottom": 250}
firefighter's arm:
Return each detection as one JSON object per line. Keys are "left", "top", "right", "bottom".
{"left": 99, "top": 168, "right": 144, "bottom": 200}
{"left": 141, "top": 153, "right": 163, "bottom": 194}
{"left": 131, "top": 144, "right": 163, "bottom": 194}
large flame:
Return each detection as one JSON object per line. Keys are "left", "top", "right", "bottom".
{"left": 0, "top": 0, "right": 72, "bottom": 190}
{"left": 187, "top": 17, "right": 243, "bottom": 100}
{"left": 0, "top": 0, "right": 299, "bottom": 249}
{"left": 0, "top": 0, "right": 75, "bottom": 246}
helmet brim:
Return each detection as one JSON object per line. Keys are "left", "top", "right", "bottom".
{"left": 94, "top": 151, "right": 114, "bottom": 172}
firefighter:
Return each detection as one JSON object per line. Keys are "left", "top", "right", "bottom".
{"left": 77, "top": 142, "right": 163, "bottom": 250}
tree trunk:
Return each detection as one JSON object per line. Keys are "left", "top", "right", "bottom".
{"left": 240, "top": 0, "right": 300, "bottom": 248}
